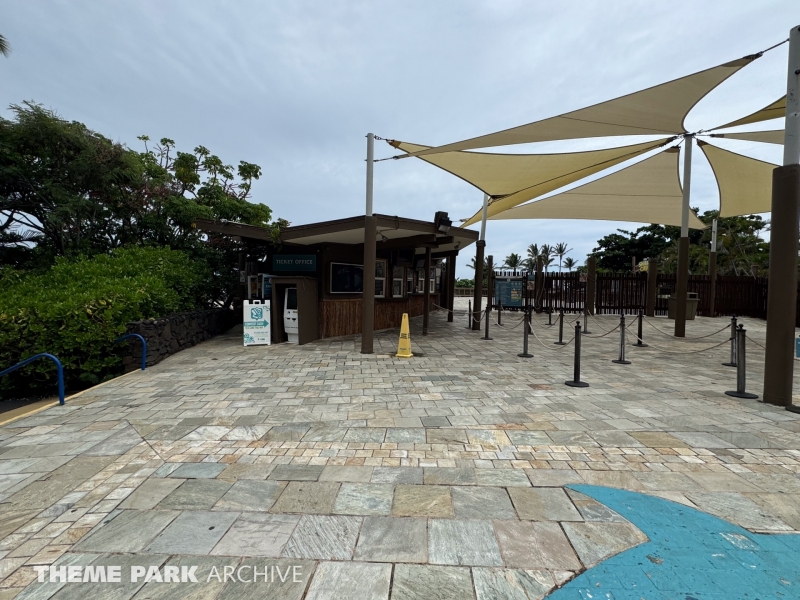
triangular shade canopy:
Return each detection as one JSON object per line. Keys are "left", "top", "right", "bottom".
{"left": 698, "top": 141, "right": 777, "bottom": 217}
{"left": 490, "top": 148, "right": 705, "bottom": 229}
{"left": 708, "top": 130, "right": 784, "bottom": 145}
{"left": 392, "top": 57, "right": 754, "bottom": 158}
{"left": 710, "top": 96, "right": 786, "bottom": 130}
{"left": 390, "top": 139, "right": 670, "bottom": 226}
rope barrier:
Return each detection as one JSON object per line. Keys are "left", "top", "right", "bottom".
{"left": 530, "top": 326, "right": 575, "bottom": 351}
{"left": 626, "top": 329, "right": 734, "bottom": 354}
{"left": 642, "top": 316, "right": 731, "bottom": 340}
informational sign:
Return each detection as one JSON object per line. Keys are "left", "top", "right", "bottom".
{"left": 495, "top": 278, "right": 524, "bottom": 307}
{"left": 261, "top": 274, "right": 273, "bottom": 299}
{"left": 243, "top": 300, "right": 271, "bottom": 346}
{"left": 272, "top": 255, "right": 316, "bottom": 272}
{"left": 796, "top": 338, "right": 800, "bottom": 359}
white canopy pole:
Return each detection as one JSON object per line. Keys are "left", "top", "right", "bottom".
{"left": 361, "top": 133, "right": 376, "bottom": 354}
{"left": 480, "top": 193, "right": 489, "bottom": 241}
{"left": 674, "top": 135, "right": 693, "bottom": 337}
{"left": 784, "top": 26, "right": 800, "bottom": 166}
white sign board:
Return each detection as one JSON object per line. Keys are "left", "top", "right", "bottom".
{"left": 243, "top": 300, "right": 271, "bottom": 346}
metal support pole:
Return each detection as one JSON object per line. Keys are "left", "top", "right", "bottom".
{"left": 583, "top": 306, "right": 592, "bottom": 335}
{"left": 555, "top": 309, "right": 565, "bottom": 345}
{"left": 723, "top": 315, "right": 738, "bottom": 367}
{"left": 586, "top": 256, "right": 596, "bottom": 316}
{"left": 675, "top": 135, "right": 693, "bottom": 338}
{"left": 548, "top": 309, "right": 552, "bottom": 326}
{"left": 482, "top": 305, "right": 492, "bottom": 341}
{"left": 612, "top": 314, "right": 631, "bottom": 364}
{"left": 498, "top": 303, "right": 503, "bottom": 326}
{"left": 565, "top": 321, "right": 589, "bottom": 387}
{"left": 726, "top": 325, "right": 759, "bottom": 399}
{"left": 764, "top": 24, "right": 800, "bottom": 410}
{"left": 708, "top": 219, "right": 718, "bottom": 318}
{"left": 518, "top": 308, "right": 533, "bottom": 358}
{"left": 447, "top": 255, "right": 456, "bottom": 323}
{"left": 472, "top": 241, "right": 486, "bottom": 331}
{"left": 422, "top": 246, "right": 432, "bottom": 336}
{"left": 361, "top": 133, "right": 376, "bottom": 354}
{"left": 466, "top": 300, "right": 472, "bottom": 329}
{"left": 635, "top": 309, "right": 647, "bottom": 347}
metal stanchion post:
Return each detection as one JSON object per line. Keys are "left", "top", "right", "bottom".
{"left": 498, "top": 303, "right": 503, "bottom": 326}
{"left": 548, "top": 309, "right": 552, "bottom": 326}
{"left": 725, "top": 325, "right": 758, "bottom": 399}
{"left": 554, "top": 309, "right": 565, "bottom": 345}
{"left": 583, "top": 306, "right": 592, "bottom": 334}
{"left": 518, "top": 308, "right": 533, "bottom": 358}
{"left": 482, "top": 306, "right": 493, "bottom": 341}
{"left": 722, "top": 315, "right": 737, "bottom": 367}
{"left": 565, "top": 321, "right": 589, "bottom": 387}
{"left": 466, "top": 300, "right": 472, "bottom": 329}
{"left": 635, "top": 309, "right": 648, "bottom": 347}
{"left": 612, "top": 313, "right": 631, "bottom": 365}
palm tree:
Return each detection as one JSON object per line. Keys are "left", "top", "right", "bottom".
{"left": 0, "top": 34, "right": 10, "bottom": 57}
{"left": 523, "top": 243, "right": 539, "bottom": 271}
{"left": 563, "top": 257, "right": 577, "bottom": 272}
{"left": 503, "top": 252, "right": 523, "bottom": 269}
{"left": 539, "top": 244, "right": 553, "bottom": 271}
{"left": 554, "top": 242, "right": 572, "bottom": 273}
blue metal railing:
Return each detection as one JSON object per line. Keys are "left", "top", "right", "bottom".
{"left": 0, "top": 354, "right": 65, "bottom": 405}
{"left": 114, "top": 334, "right": 148, "bottom": 371}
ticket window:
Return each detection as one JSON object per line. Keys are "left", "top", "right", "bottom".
{"left": 392, "top": 267, "right": 404, "bottom": 298}
{"left": 284, "top": 287, "right": 299, "bottom": 344}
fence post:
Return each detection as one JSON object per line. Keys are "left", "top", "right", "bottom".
{"left": 565, "top": 321, "right": 589, "bottom": 387}
{"left": 466, "top": 300, "right": 472, "bottom": 329}
{"left": 482, "top": 305, "right": 493, "bottom": 341}
{"left": 612, "top": 314, "right": 631, "bottom": 365}
{"left": 725, "top": 325, "right": 759, "bottom": 399}
{"left": 555, "top": 309, "right": 566, "bottom": 345}
{"left": 518, "top": 308, "right": 533, "bottom": 358}
{"left": 634, "top": 309, "right": 648, "bottom": 347}
{"left": 722, "top": 315, "right": 738, "bottom": 367}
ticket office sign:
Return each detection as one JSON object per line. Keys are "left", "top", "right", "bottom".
{"left": 243, "top": 300, "right": 271, "bottom": 346}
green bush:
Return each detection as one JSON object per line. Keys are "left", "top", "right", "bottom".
{"left": 0, "top": 247, "right": 207, "bottom": 397}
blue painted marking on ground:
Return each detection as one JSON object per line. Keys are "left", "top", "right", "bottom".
{"left": 547, "top": 485, "right": 799, "bottom": 599}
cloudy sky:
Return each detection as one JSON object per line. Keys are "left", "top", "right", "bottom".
{"left": 2, "top": 1, "right": 796, "bottom": 276}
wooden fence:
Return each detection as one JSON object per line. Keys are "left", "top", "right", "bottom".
{"left": 492, "top": 270, "right": 792, "bottom": 325}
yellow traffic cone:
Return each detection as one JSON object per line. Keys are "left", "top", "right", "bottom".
{"left": 396, "top": 313, "right": 413, "bottom": 358}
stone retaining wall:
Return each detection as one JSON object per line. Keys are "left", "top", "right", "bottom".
{"left": 122, "top": 309, "right": 238, "bottom": 371}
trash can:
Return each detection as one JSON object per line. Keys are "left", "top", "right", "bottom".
{"left": 668, "top": 292, "right": 699, "bottom": 320}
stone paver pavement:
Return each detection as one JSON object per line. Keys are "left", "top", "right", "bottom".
{"left": 1, "top": 304, "right": 799, "bottom": 599}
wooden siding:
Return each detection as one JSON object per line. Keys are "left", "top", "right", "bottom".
{"left": 320, "top": 294, "right": 440, "bottom": 338}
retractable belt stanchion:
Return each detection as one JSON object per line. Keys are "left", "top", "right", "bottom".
{"left": 565, "top": 321, "right": 589, "bottom": 387}
{"left": 554, "top": 309, "right": 566, "bottom": 345}
{"left": 482, "top": 306, "right": 492, "bottom": 341}
{"left": 518, "top": 308, "right": 533, "bottom": 358}
{"left": 722, "top": 315, "right": 738, "bottom": 367}
{"left": 612, "top": 314, "right": 631, "bottom": 365}
{"left": 725, "top": 325, "right": 758, "bottom": 399}
{"left": 635, "top": 309, "right": 648, "bottom": 347}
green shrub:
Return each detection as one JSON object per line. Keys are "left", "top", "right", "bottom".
{"left": 0, "top": 247, "right": 207, "bottom": 397}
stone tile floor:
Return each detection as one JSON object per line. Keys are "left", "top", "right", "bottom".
{"left": 1, "top": 303, "right": 799, "bottom": 599}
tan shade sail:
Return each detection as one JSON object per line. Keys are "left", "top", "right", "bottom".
{"left": 390, "top": 139, "right": 670, "bottom": 226}
{"left": 490, "top": 148, "right": 705, "bottom": 229}
{"left": 698, "top": 141, "right": 777, "bottom": 217}
{"left": 709, "top": 96, "right": 786, "bottom": 130}
{"left": 708, "top": 130, "right": 784, "bottom": 145}
{"left": 392, "top": 57, "right": 754, "bottom": 158}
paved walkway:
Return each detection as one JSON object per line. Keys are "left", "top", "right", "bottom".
{"left": 1, "top": 304, "right": 799, "bottom": 599}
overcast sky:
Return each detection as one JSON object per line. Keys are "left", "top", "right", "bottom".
{"left": 2, "top": 1, "right": 797, "bottom": 277}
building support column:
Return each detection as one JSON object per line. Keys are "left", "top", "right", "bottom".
{"left": 646, "top": 258, "right": 658, "bottom": 317}
{"left": 423, "top": 246, "right": 432, "bottom": 335}
{"left": 763, "top": 24, "right": 800, "bottom": 409}
{"left": 586, "top": 256, "right": 596, "bottom": 316}
{"left": 447, "top": 254, "right": 456, "bottom": 322}
{"left": 487, "top": 255, "right": 494, "bottom": 312}
{"left": 675, "top": 135, "right": 693, "bottom": 338}
{"left": 361, "top": 133, "right": 376, "bottom": 354}
{"left": 708, "top": 219, "right": 718, "bottom": 318}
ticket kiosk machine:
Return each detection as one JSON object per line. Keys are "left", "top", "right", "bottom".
{"left": 284, "top": 287, "right": 299, "bottom": 344}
